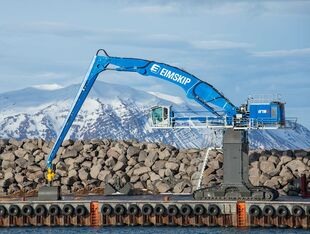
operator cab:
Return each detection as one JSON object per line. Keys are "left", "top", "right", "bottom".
{"left": 150, "top": 106, "right": 172, "bottom": 128}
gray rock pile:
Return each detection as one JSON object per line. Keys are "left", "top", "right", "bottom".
{"left": 0, "top": 139, "right": 309, "bottom": 196}
{"left": 248, "top": 149, "right": 310, "bottom": 195}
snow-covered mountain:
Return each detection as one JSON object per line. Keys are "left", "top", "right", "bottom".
{"left": 0, "top": 81, "right": 310, "bottom": 150}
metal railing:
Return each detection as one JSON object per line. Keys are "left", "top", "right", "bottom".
{"left": 247, "top": 94, "right": 282, "bottom": 104}
{"left": 150, "top": 115, "right": 293, "bottom": 130}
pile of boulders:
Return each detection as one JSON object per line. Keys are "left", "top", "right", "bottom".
{"left": 248, "top": 149, "right": 310, "bottom": 195}
{"left": 0, "top": 138, "right": 309, "bottom": 196}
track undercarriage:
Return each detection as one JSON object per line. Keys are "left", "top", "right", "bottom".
{"left": 194, "top": 184, "right": 279, "bottom": 201}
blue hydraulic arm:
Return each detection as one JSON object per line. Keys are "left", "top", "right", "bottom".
{"left": 46, "top": 49, "right": 237, "bottom": 182}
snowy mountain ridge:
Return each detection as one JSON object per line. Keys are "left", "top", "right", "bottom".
{"left": 1, "top": 81, "right": 310, "bottom": 150}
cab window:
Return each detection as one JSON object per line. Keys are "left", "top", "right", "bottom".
{"left": 152, "top": 107, "right": 163, "bottom": 124}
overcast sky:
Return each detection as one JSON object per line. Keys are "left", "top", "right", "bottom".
{"left": 0, "top": 0, "right": 309, "bottom": 127}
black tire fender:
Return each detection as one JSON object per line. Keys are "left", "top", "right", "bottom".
{"left": 208, "top": 204, "right": 220, "bottom": 216}
{"left": 35, "top": 205, "right": 47, "bottom": 216}
{"left": 101, "top": 204, "right": 113, "bottom": 215}
{"left": 193, "top": 204, "right": 205, "bottom": 216}
{"left": 128, "top": 204, "right": 140, "bottom": 215}
{"left": 306, "top": 206, "right": 310, "bottom": 217}
{"left": 154, "top": 204, "right": 166, "bottom": 215}
{"left": 167, "top": 205, "right": 179, "bottom": 216}
{"left": 249, "top": 205, "right": 261, "bottom": 217}
{"left": 141, "top": 204, "right": 153, "bottom": 216}
{"left": 291, "top": 205, "right": 304, "bottom": 217}
{"left": 0, "top": 205, "right": 7, "bottom": 217}
{"left": 48, "top": 205, "right": 61, "bottom": 216}
{"left": 114, "top": 204, "right": 126, "bottom": 215}
{"left": 8, "top": 205, "right": 20, "bottom": 216}
{"left": 75, "top": 205, "right": 88, "bottom": 216}
{"left": 62, "top": 204, "right": 75, "bottom": 216}
{"left": 276, "top": 206, "right": 289, "bottom": 218}
{"left": 21, "top": 205, "right": 34, "bottom": 216}
{"left": 262, "top": 205, "right": 275, "bottom": 217}
{"left": 180, "top": 204, "right": 192, "bottom": 216}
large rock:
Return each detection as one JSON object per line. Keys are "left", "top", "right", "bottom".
{"left": 127, "top": 146, "right": 140, "bottom": 157}
{"left": 34, "top": 153, "right": 44, "bottom": 163}
{"left": 158, "top": 169, "right": 165, "bottom": 178}
{"left": 42, "top": 144, "right": 51, "bottom": 154}
{"left": 1, "top": 160, "right": 16, "bottom": 170}
{"left": 268, "top": 155, "right": 280, "bottom": 164}
{"left": 140, "top": 173, "right": 149, "bottom": 182}
{"left": 208, "top": 160, "right": 221, "bottom": 170}
{"left": 146, "top": 143, "right": 158, "bottom": 150}
{"left": 259, "top": 173, "right": 270, "bottom": 185}
{"left": 113, "top": 161, "right": 125, "bottom": 171}
{"left": 98, "top": 148, "right": 107, "bottom": 159}
{"left": 56, "top": 161, "right": 67, "bottom": 171}
{"left": 144, "top": 151, "right": 158, "bottom": 167}
{"left": 152, "top": 160, "right": 166, "bottom": 172}
{"left": 27, "top": 165, "right": 42, "bottom": 173}
{"left": 9, "top": 139, "right": 23, "bottom": 147}
{"left": 249, "top": 176, "right": 260, "bottom": 186}
{"left": 127, "top": 157, "right": 137, "bottom": 166}
{"left": 286, "top": 160, "right": 307, "bottom": 176}
{"left": 280, "top": 155, "right": 293, "bottom": 165}
{"left": 107, "top": 148, "right": 120, "bottom": 159}
{"left": 191, "top": 171, "right": 200, "bottom": 180}
{"left": 81, "top": 161, "right": 92, "bottom": 169}
{"left": 133, "top": 181, "right": 145, "bottom": 190}
{"left": 155, "top": 181, "right": 170, "bottom": 193}
{"left": 98, "top": 170, "right": 110, "bottom": 181}
{"left": 23, "top": 142, "right": 37, "bottom": 152}
{"left": 260, "top": 160, "right": 276, "bottom": 174}
{"left": 83, "top": 144, "right": 94, "bottom": 152}
{"left": 165, "top": 162, "right": 179, "bottom": 171}
{"left": 105, "top": 157, "right": 116, "bottom": 167}
{"left": 62, "top": 149, "right": 78, "bottom": 159}
{"left": 203, "top": 167, "right": 216, "bottom": 177}
{"left": 78, "top": 168, "right": 89, "bottom": 181}
{"left": 173, "top": 181, "right": 188, "bottom": 193}
{"left": 159, "top": 149, "right": 170, "bottom": 160}
{"left": 71, "top": 140, "right": 84, "bottom": 152}
{"left": 138, "top": 150, "right": 147, "bottom": 162}
{"left": 14, "top": 149, "right": 27, "bottom": 158}
{"left": 62, "top": 139, "right": 74, "bottom": 147}
{"left": 117, "top": 154, "right": 128, "bottom": 163}
{"left": 279, "top": 167, "right": 294, "bottom": 181}
{"left": 27, "top": 171, "right": 43, "bottom": 181}
{"left": 164, "top": 168, "right": 173, "bottom": 177}
{"left": 4, "top": 171, "right": 14, "bottom": 181}
{"left": 133, "top": 167, "right": 151, "bottom": 176}
{"left": 249, "top": 167, "right": 261, "bottom": 177}
{"left": 0, "top": 152, "right": 15, "bottom": 161}
{"left": 149, "top": 172, "right": 160, "bottom": 182}
{"left": 56, "top": 169, "right": 68, "bottom": 177}
{"left": 113, "top": 142, "right": 127, "bottom": 154}
{"left": 130, "top": 175, "right": 140, "bottom": 183}
{"left": 64, "top": 158, "right": 76, "bottom": 168}
{"left": 264, "top": 176, "right": 281, "bottom": 189}
{"left": 90, "top": 164, "right": 102, "bottom": 179}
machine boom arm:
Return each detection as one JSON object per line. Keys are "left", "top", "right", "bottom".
{"left": 46, "top": 50, "right": 237, "bottom": 175}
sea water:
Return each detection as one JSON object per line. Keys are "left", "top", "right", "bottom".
{"left": 0, "top": 227, "right": 308, "bottom": 234}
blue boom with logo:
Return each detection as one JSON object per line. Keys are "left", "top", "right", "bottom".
{"left": 45, "top": 49, "right": 285, "bottom": 182}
